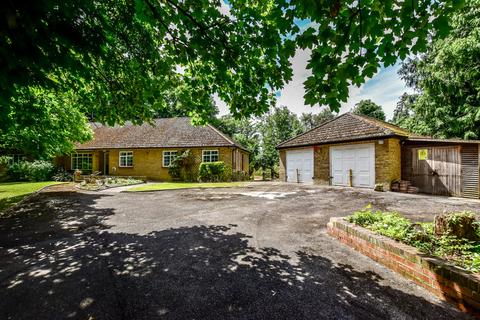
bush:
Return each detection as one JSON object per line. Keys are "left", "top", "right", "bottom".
{"left": 347, "top": 205, "right": 411, "bottom": 241}
{"left": 52, "top": 168, "right": 73, "bottom": 182}
{"left": 6, "top": 160, "right": 55, "bottom": 182}
{"left": 168, "top": 150, "right": 196, "bottom": 182}
{"left": 347, "top": 207, "right": 480, "bottom": 272}
{"left": 198, "top": 161, "right": 226, "bottom": 182}
{"left": 232, "top": 171, "right": 251, "bottom": 181}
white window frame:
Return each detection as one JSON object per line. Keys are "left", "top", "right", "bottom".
{"left": 119, "top": 151, "right": 133, "bottom": 168}
{"left": 162, "top": 150, "right": 178, "bottom": 167}
{"left": 202, "top": 150, "right": 219, "bottom": 163}
{"left": 7, "top": 154, "right": 26, "bottom": 165}
{"left": 71, "top": 152, "right": 93, "bottom": 172}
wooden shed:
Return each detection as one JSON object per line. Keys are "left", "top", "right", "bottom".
{"left": 401, "top": 138, "right": 480, "bottom": 198}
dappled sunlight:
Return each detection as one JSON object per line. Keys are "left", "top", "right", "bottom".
{"left": 0, "top": 191, "right": 468, "bottom": 319}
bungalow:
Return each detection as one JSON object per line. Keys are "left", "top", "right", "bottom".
{"left": 56, "top": 117, "right": 249, "bottom": 181}
{"left": 277, "top": 113, "right": 480, "bottom": 199}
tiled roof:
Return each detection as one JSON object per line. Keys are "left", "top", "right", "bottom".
{"left": 277, "top": 113, "right": 411, "bottom": 148}
{"left": 76, "top": 117, "right": 248, "bottom": 151}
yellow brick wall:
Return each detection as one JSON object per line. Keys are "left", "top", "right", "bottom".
{"left": 375, "top": 138, "right": 402, "bottom": 189}
{"left": 107, "top": 146, "right": 243, "bottom": 181}
{"left": 58, "top": 146, "right": 249, "bottom": 180}
{"left": 279, "top": 149, "right": 286, "bottom": 181}
{"left": 280, "top": 138, "right": 402, "bottom": 189}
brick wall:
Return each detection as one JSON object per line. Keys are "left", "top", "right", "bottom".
{"left": 327, "top": 217, "right": 480, "bottom": 316}
{"left": 279, "top": 149, "right": 287, "bottom": 181}
{"left": 58, "top": 146, "right": 248, "bottom": 181}
{"left": 109, "top": 147, "right": 237, "bottom": 180}
{"left": 375, "top": 138, "right": 401, "bottom": 190}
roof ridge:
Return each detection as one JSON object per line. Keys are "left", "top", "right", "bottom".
{"left": 276, "top": 113, "right": 348, "bottom": 148}
{"left": 349, "top": 113, "right": 411, "bottom": 136}
{"left": 348, "top": 113, "right": 392, "bottom": 135}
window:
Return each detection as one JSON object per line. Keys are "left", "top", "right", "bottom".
{"left": 6, "top": 154, "right": 25, "bottom": 165}
{"left": 119, "top": 151, "right": 133, "bottom": 167}
{"left": 71, "top": 153, "right": 93, "bottom": 172}
{"left": 202, "top": 150, "right": 219, "bottom": 163}
{"left": 163, "top": 151, "right": 178, "bottom": 167}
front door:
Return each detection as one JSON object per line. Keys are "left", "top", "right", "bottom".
{"left": 103, "top": 151, "right": 109, "bottom": 175}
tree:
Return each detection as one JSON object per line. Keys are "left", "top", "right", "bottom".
{"left": 214, "top": 115, "right": 260, "bottom": 172}
{"left": 0, "top": 1, "right": 464, "bottom": 157}
{"left": 351, "top": 100, "right": 386, "bottom": 121}
{"left": 300, "top": 109, "right": 336, "bottom": 131}
{"left": 392, "top": 93, "right": 416, "bottom": 126}
{"left": 258, "top": 106, "right": 303, "bottom": 179}
{"left": 397, "top": 0, "right": 480, "bottom": 139}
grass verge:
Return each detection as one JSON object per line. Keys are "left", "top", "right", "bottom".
{"left": 127, "top": 182, "right": 248, "bottom": 192}
{"left": 0, "top": 181, "right": 62, "bottom": 212}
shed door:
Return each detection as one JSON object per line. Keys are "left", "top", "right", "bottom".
{"left": 286, "top": 149, "right": 314, "bottom": 183}
{"left": 411, "top": 146, "right": 461, "bottom": 196}
{"left": 330, "top": 144, "right": 375, "bottom": 188}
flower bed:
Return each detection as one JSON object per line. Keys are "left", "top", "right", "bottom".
{"left": 346, "top": 207, "right": 480, "bottom": 272}
{"left": 77, "top": 177, "right": 144, "bottom": 191}
{"left": 327, "top": 209, "right": 480, "bottom": 315}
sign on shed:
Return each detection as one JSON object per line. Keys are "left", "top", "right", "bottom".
{"left": 418, "top": 149, "right": 428, "bottom": 160}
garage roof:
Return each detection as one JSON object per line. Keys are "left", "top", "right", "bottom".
{"left": 277, "top": 113, "right": 411, "bottom": 149}
{"left": 75, "top": 117, "right": 249, "bottom": 152}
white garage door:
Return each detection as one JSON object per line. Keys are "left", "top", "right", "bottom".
{"left": 286, "top": 148, "right": 314, "bottom": 183}
{"left": 330, "top": 144, "right": 375, "bottom": 188}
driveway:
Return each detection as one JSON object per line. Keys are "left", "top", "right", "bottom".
{"left": 0, "top": 182, "right": 478, "bottom": 320}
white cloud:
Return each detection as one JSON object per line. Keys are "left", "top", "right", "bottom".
{"left": 215, "top": 46, "right": 412, "bottom": 120}
{"left": 339, "top": 64, "right": 414, "bottom": 120}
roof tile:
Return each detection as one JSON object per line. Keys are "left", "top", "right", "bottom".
{"left": 76, "top": 117, "right": 248, "bottom": 151}
{"left": 277, "top": 113, "right": 410, "bottom": 148}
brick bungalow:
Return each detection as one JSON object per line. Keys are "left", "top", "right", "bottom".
{"left": 56, "top": 117, "right": 249, "bottom": 181}
{"left": 277, "top": 113, "right": 480, "bottom": 199}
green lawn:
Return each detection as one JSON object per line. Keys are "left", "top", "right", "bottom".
{"left": 0, "top": 181, "right": 62, "bottom": 212}
{"left": 127, "top": 182, "right": 248, "bottom": 192}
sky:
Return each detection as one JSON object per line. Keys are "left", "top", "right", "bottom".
{"left": 215, "top": 48, "right": 413, "bottom": 121}
{"left": 214, "top": 13, "right": 413, "bottom": 121}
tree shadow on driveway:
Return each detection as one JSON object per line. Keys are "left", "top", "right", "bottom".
{"left": 0, "top": 192, "right": 469, "bottom": 320}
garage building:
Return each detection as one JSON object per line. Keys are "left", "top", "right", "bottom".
{"left": 277, "top": 113, "right": 480, "bottom": 199}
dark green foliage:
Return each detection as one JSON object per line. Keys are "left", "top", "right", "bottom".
{"left": 351, "top": 100, "right": 386, "bottom": 121}
{"left": 0, "top": 0, "right": 462, "bottom": 157}
{"left": 7, "top": 161, "right": 55, "bottom": 182}
{"left": 348, "top": 207, "right": 480, "bottom": 272}
{"left": 300, "top": 109, "right": 336, "bottom": 131}
{"left": 51, "top": 168, "right": 73, "bottom": 182}
{"left": 214, "top": 115, "right": 260, "bottom": 172}
{"left": 198, "top": 161, "right": 226, "bottom": 182}
{"left": 258, "top": 106, "right": 304, "bottom": 179}
{"left": 168, "top": 150, "right": 196, "bottom": 182}
{"left": 391, "top": 93, "right": 417, "bottom": 126}
{"left": 293, "top": 0, "right": 461, "bottom": 110}
{"left": 397, "top": 0, "right": 480, "bottom": 139}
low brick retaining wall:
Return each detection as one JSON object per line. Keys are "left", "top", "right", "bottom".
{"left": 327, "top": 217, "right": 480, "bottom": 315}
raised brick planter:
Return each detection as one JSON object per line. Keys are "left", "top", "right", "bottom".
{"left": 327, "top": 217, "right": 480, "bottom": 315}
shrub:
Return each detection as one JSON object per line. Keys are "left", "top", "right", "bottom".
{"left": 7, "top": 160, "right": 55, "bottom": 181}
{"left": 232, "top": 171, "right": 251, "bottom": 181}
{"left": 168, "top": 150, "right": 196, "bottom": 182}
{"left": 347, "top": 207, "right": 480, "bottom": 272}
{"left": 198, "top": 161, "right": 226, "bottom": 182}
{"left": 347, "top": 206, "right": 412, "bottom": 241}
{"left": 52, "top": 168, "right": 73, "bottom": 182}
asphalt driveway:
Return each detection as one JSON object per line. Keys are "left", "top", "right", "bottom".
{"left": 1, "top": 182, "right": 478, "bottom": 320}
